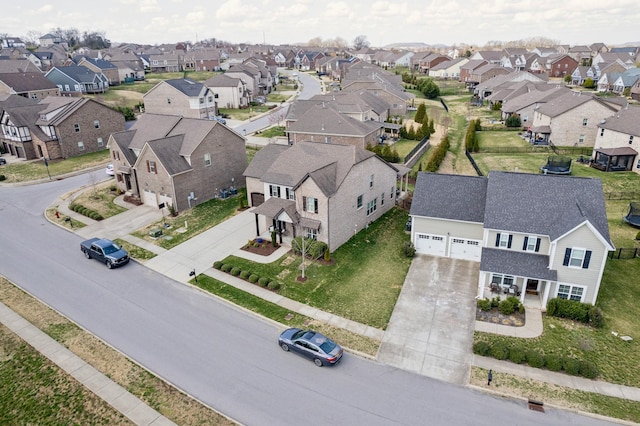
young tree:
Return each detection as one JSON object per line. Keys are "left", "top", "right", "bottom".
{"left": 414, "top": 104, "right": 426, "bottom": 123}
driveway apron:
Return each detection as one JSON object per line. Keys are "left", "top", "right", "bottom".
{"left": 378, "top": 255, "right": 479, "bottom": 385}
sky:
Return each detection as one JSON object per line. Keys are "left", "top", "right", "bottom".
{"left": 2, "top": 0, "right": 639, "bottom": 48}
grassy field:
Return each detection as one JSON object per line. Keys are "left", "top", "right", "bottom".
{"left": 218, "top": 208, "right": 412, "bottom": 329}
{"left": 391, "top": 138, "right": 419, "bottom": 159}
{"left": 71, "top": 180, "right": 127, "bottom": 219}
{"left": 0, "top": 150, "right": 110, "bottom": 183}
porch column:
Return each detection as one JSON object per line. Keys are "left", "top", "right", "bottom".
{"left": 254, "top": 213, "right": 260, "bottom": 236}
{"left": 542, "top": 281, "right": 552, "bottom": 309}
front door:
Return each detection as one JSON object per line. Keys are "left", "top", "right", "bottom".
{"left": 526, "top": 279, "right": 539, "bottom": 293}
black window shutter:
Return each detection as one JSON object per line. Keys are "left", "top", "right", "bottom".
{"left": 535, "top": 239, "right": 541, "bottom": 252}
{"left": 563, "top": 248, "right": 571, "bottom": 266}
{"left": 507, "top": 234, "right": 513, "bottom": 248}
{"left": 314, "top": 198, "right": 318, "bottom": 213}
{"left": 495, "top": 233, "right": 500, "bottom": 247}
{"left": 277, "top": 186, "right": 281, "bottom": 198}
{"left": 583, "top": 250, "right": 592, "bottom": 269}
{"left": 302, "top": 196, "right": 307, "bottom": 211}
{"left": 523, "top": 237, "right": 528, "bottom": 250}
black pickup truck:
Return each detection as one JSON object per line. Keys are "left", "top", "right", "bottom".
{"left": 80, "top": 238, "right": 129, "bottom": 269}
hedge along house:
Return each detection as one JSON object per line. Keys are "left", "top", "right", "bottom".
{"left": 409, "top": 171, "right": 614, "bottom": 309}
{"left": 243, "top": 141, "right": 398, "bottom": 252}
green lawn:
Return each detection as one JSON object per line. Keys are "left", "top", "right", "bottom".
{"left": 476, "top": 258, "right": 640, "bottom": 388}
{"left": 391, "top": 139, "right": 419, "bottom": 159}
{"left": 218, "top": 208, "right": 412, "bottom": 329}
{"left": 0, "top": 150, "right": 110, "bottom": 183}
{"left": 132, "top": 190, "right": 246, "bottom": 250}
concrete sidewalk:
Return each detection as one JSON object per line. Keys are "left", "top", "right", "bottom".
{"left": 47, "top": 185, "right": 640, "bottom": 407}
{"left": 0, "top": 301, "right": 176, "bottom": 426}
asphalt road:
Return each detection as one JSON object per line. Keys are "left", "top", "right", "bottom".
{"left": 0, "top": 171, "right": 618, "bottom": 425}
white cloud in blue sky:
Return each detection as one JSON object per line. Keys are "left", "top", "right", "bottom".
{"left": 3, "top": 0, "right": 639, "bottom": 47}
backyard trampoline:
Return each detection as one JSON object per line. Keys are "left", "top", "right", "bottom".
{"left": 540, "top": 156, "right": 572, "bottom": 175}
{"left": 623, "top": 202, "right": 640, "bottom": 228}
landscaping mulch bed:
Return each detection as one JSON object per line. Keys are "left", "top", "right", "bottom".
{"left": 476, "top": 308, "right": 526, "bottom": 327}
{"left": 241, "top": 240, "right": 281, "bottom": 256}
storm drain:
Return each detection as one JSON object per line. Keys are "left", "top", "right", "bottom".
{"left": 528, "top": 399, "right": 544, "bottom": 413}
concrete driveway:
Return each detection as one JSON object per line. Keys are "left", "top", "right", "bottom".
{"left": 377, "top": 255, "right": 479, "bottom": 385}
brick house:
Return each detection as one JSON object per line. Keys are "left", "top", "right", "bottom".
{"left": 243, "top": 141, "right": 398, "bottom": 252}
{"left": 107, "top": 113, "right": 247, "bottom": 212}
{"left": 0, "top": 95, "right": 124, "bottom": 160}
{"left": 544, "top": 54, "right": 579, "bottom": 78}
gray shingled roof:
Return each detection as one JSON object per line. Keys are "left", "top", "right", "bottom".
{"left": 288, "top": 103, "right": 382, "bottom": 136}
{"left": 535, "top": 91, "right": 614, "bottom": 118}
{"left": 163, "top": 79, "right": 206, "bottom": 97}
{"left": 598, "top": 106, "right": 640, "bottom": 137}
{"left": 0, "top": 72, "right": 58, "bottom": 92}
{"left": 243, "top": 144, "right": 290, "bottom": 178}
{"left": 410, "top": 172, "right": 487, "bottom": 223}
{"left": 484, "top": 171, "right": 612, "bottom": 245}
{"left": 127, "top": 114, "right": 182, "bottom": 151}
{"left": 480, "top": 248, "right": 558, "bottom": 281}
{"left": 109, "top": 130, "right": 138, "bottom": 165}
{"left": 50, "top": 66, "right": 105, "bottom": 83}
{"left": 146, "top": 134, "right": 191, "bottom": 176}
{"left": 248, "top": 141, "right": 379, "bottom": 197}
{"left": 204, "top": 73, "right": 241, "bottom": 87}
{"left": 501, "top": 86, "right": 569, "bottom": 113}
{"left": 167, "top": 117, "right": 220, "bottom": 157}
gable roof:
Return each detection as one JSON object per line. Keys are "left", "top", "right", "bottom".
{"left": 484, "top": 171, "right": 612, "bottom": 246}
{"left": 162, "top": 78, "right": 207, "bottom": 97}
{"left": 246, "top": 141, "right": 382, "bottom": 197}
{"left": 0, "top": 72, "right": 58, "bottom": 92}
{"left": 288, "top": 103, "right": 382, "bottom": 136}
{"left": 598, "top": 106, "right": 640, "bottom": 137}
{"left": 535, "top": 91, "right": 615, "bottom": 118}
{"left": 144, "top": 134, "right": 191, "bottom": 176}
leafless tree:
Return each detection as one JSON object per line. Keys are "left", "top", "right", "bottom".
{"left": 353, "top": 35, "right": 370, "bottom": 50}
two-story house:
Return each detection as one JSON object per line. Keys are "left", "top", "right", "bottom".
{"left": 530, "top": 91, "right": 623, "bottom": 146}
{"left": 429, "top": 58, "right": 469, "bottom": 80}
{"left": 107, "top": 113, "right": 247, "bottom": 212}
{"left": 243, "top": 141, "right": 398, "bottom": 252}
{"left": 203, "top": 74, "right": 249, "bottom": 109}
{"left": 0, "top": 95, "right": 124, "bottom": 160}
{"left": 148, "top": 53, "right": 181, "bottom": 73}
{"left": 409, "top": 171, "right": 613, "bottom": 308}
{"left": 544, "top": 54, "right": 579, "bottom": 78}
{"left": 591, "top": 106, "right": 640, "bottom": 173}
{"left": 143, "top": 79, "right": 218, "bottom": 120}
{"left": 44, "top": 66, "right": 109, "bottom": 95}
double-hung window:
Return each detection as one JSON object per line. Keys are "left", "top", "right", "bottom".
{"left": 303, "top": 196, "right": 318, "bottom": 213}
{"left": 356, "top": 194, "right": 363, "bottom": 209}
{"left": 204, "top": 153, "right": 211, "bottom": 166}
{"left": 269, "top": 185, "right": 281, "bottom": 198}
{"left": 563, "top": 248, "right": 591, "bottom": 269}
{"left": 523, "top": 236, "right": 540, "bottom": 252}
{"left": 366, "top": 198, "right": 377, "bottom": 216}
{"left": 495, "top": 233, "right": 512, "bottom": 248}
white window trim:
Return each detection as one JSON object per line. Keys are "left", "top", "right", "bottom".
{"left": 568, "top": 247, "right": 586, "bottom": 268}
{"left": 556, "top": 283, "right": 586, "bottom": 302}
{"left": 526, "top": 236, "right": 538, "bottom": 252}
{"left": 499, "top": 233, "right": 510, "bottom": 248}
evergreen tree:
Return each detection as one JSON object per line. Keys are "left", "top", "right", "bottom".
{"left": 414, "top": 103, "right": 426, "bottom": 123}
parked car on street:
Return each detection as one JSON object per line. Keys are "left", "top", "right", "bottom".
{"left": 106, "top": 164, "right": 114, "bottom": 176}
{"left": 278, "top": 328, "right": 343, "bottom": 367}
{"left": 0, "top": 157, "right": 6, "bottom": 165}
{"left": 80, "top": 238, "right": 129, "bottom": 269}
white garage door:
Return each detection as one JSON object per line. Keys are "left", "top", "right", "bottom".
{"left": 450, "top": 238, "right": 482, "bottom": 261}
{"left": 414, "top": 233, "right": 446, "bottom": 257}
{"left": 142, "top": 189, "right": 157, "bottom": 207}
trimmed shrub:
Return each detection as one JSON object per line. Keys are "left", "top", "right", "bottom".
{"left": 563, "top": 358, "right": 581, "bottom": 376}
{"left": 498, "top": 297, "right": 517, "bottom": 315}
{"left": 477, "top": 298, "right": 492, "bottom": 311}
{"left": 525, "top": 350, "right": 545, "bottom": 368}
{"left": 473, "top": 341, "right": 491, "bottom": 356}
{"left": 267, "top": 281, "right": 281, "bottom": 291}
{"left": 248, "top": 274, "right": 259, "bottom": 284}
{"left": 213, "top": 261, "right": 223, "bottom": 270}
{"left": 490, "top": 296, "right": 501, "bottom": 308}
{"left": 588, "top": 306, "right": 604, "bottom": 328}
{"left": 403, "top": 241, "right": 416, "bottom": 258}
{"left": 545, "top": 354, "right": 562, "bottom": 372}
{"left": 0, "top": 175, "right": 5, "bottom": 181}
{"left": 548, "top": 298, "right": 590, "bottom": 324}
{"left": 239, "top": 270, "right": 251, "bottom": 280}
{"left": 546, "top": 298, "right": 558, "bottom": 316}
{"left": 221, "top": 264, "right": 233, "bottom": 273}
{"left": 230, "top": 267, "right": 241, "bottom": 276}
{"left": 490, "top": 343, "right": 509, "bottom": 360}
{"left": 508, "top": 346, "right": 526, "bottom": 364}
{"left": 258, "top": 277, "right": 269, "bottom": 287}
{"left": 308, "top": 240, "right": 328, "bottom": 259}
{"left": 578, "top": 360, "right": 599, "bottom": 379}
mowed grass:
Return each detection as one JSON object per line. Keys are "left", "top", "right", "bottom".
{"left": 471, "top": 127, "right": 640, "bottom": 389}
{"left": 0, "top": 325, "right": 131, "bottom": 425}
{"left": 219, "top": 208, "right": 412, "bottom": 329}
{"left": 0, "top": 150, "right": 110, "bottom": 182}
{"left": 132, "top": 190, "right": 246, "bottom": 250}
